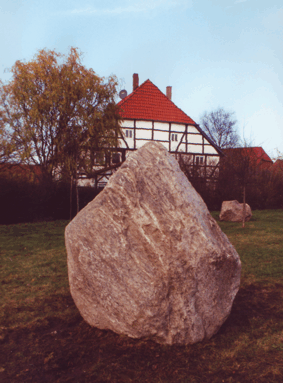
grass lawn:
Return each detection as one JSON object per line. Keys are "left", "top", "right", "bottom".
{"left": 0, "top": 210, "right": 283, "bottom": 382}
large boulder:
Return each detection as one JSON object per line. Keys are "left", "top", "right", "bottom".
{"left": 65, "top": 142, "right": 241, "bottom": 345}
{"left": 219, "top": 200, "right": 252, "bottom": 222}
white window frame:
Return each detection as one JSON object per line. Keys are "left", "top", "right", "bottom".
{"left": 171, "top": 133, "right": 178, "bottom": 142}
{"left": 125, "top": 129, "right": 133, "bottom": 138}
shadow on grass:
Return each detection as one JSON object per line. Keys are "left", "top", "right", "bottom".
{"left": 220, "top": 282, "right": 283, "bottom": 333}
{"left": 1, "top": 282, "right": 283, "bottom": 383}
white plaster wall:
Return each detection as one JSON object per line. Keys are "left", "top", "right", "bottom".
{"left": 160, "top": 142, "right": 169, "bottom": 151}
{"left": 171, "top": 123, "right": 186, "bottom": 132}
{"left": 119, "top": 140, "right": 127, "bottom": 149}
{"left": 135, "top": 139, "right": 169, "bottom": 151}
{"left": 178, "top": 143, "right": 186, "bottom": 152}
{"left": 122, "top": 135, "right": 134, "bottom": 149}
{"left": 170, "top": 132, "right": 182, "bottom": 141}
{"left": 187, "top": 134, "right": 203, "bottom": 144}
{"left": 118, "top": 119, "right": 220, "bottom": 156}
{"left": 187, "top": 125, "right": 199, "bottom": 134}
{"left": 136, "top": 120, "right": 152, "bottom": 129}
{"left": 121, "top": 120, "right": 134, "bottom": 128}
{"left": 154, "top": 122, "right": 169, "bottom": 131}
{"left": 136, "top": 139, "right": 150, "bottom": 149}
{"left": 154, "top": 130, "right": 169, "bottom": 141}
{"left": 204, "top": 146, "right": 218, "bottom": 154}
{"left": 127, "top": 137, "right": 134, "bottom": 149}
{"left": 171, "top": 140, "right": 179, "bottom": 151}
{"left": 187, "top": 144, "right": 203, "bottom": 153}
{"left": 136, "top": 129, "right": 152, "bottom": 139}
{"left": 120, "top": 123, "right": 134, "bottom": 148}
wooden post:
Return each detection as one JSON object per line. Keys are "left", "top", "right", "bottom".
{"left": 134, "top": 120, "right": 136, "bottom": 150}
{"left": 69, "top": 175, "right": 73, "bottom": 220}
{"left": 185, "top": 125, "right": 188, "bottom": 153}
{"left": 169, "top": 123, "right": 171, "bottom": 152}
{"left": 122, "top": 149, "right": 126, "bottom": 162}
{"left": 242, "top": 185, "right": 246, "bottom": 228}
{"left": 75, "top": 175, "right": 79, "bottom": 215}
{"left": 75, "top": 155, "right": 79, "bottom": 215}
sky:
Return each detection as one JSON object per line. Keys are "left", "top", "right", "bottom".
{"left": 1, "top": 0, "right": 282, "bottom": 158}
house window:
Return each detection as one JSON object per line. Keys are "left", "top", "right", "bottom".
{"left": 195, "top": 156, "right": 204, "bottom": 165}
{"left": 171, "top": 133, "right": 178, "bottom": 142}
{"left": 112, "top": 152, "right": 121, "bottom": 164}
{"left": 125, "top": 129, "right": 133, "bottom": 138}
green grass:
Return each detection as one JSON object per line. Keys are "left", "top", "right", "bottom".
{"left": 211, "top": 210, "right": 283, "bottom": 282}
{"left": 0, "top": 221, "right": 71, "bottom": 329}
{"left": 1, "top": 211, "right": 283, "bottom": 382}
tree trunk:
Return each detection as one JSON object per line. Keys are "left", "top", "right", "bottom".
{"left": 242, "top": 185, "right": 246, "bottom": 228}
{"left": 75, "top": 172, "right": 79, "bottom": 215}
{"left": 69, "top": 175, "right": 73, "bottom": 220}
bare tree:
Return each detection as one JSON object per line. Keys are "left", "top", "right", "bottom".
{"left": 200, "top": 108, "right": 239, "bottom": 149}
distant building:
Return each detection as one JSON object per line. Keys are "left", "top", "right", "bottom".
{"left": 222, "top": 147, "right": 273, "bottom": 170}
{"left": 272, "top": 159, "right": 283, "bottom": 173}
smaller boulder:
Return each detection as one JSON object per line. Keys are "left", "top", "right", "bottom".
{"left": 219, "top": 200, "right": 252, "bottom": 222}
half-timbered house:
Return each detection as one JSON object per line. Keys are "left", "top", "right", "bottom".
{"left": 80, "top": 74, "right": 223, "bottom": 188}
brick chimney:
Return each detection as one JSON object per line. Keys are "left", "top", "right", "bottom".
{"left": 166, "top": 86, "right": 172, "bottom": 100}
{"left": 133, "top": 73, "right": 139, "bottom": 91}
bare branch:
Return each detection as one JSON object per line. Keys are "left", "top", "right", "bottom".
{"left": 200, "top": 108, "right": 239, "bottom": 149}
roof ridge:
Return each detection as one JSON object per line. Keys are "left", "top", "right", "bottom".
{"left": 118, "top": 79, "right": 151, "bottom": 107}
{"left": 145, "top": 80, "right": 195, "bottom": 122}
{"left": 117, "top": 79, "right": 196, "bottom": 125}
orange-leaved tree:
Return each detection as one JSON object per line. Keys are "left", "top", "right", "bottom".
{"left": 0, "top": 48, "right": 121, "bottom": 215}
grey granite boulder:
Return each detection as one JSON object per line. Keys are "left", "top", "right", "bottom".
{"left": 65, "top": 142, "right": 241, "bottom": 345}
{"left": 219, "top": 200, "right": 252, "bottom": 222}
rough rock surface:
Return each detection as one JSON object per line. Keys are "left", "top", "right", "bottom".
{"left": 219, "top": 200, "right": 252, "bottom": 222}
{"left": 65, "top": 142, "right": 241, "bottom": 345}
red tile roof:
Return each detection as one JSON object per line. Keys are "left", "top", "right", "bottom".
{"left": 117, "top": 79, "right": 196, "bottom": 125}
{"left": 222, "top": 147, "right": 273, "bottom": 169}
{"left": 248, "top": 147, "right": 273, "bottom": 164}
{"left": 272, "top": 159, "right": 283, "bottom": 172}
